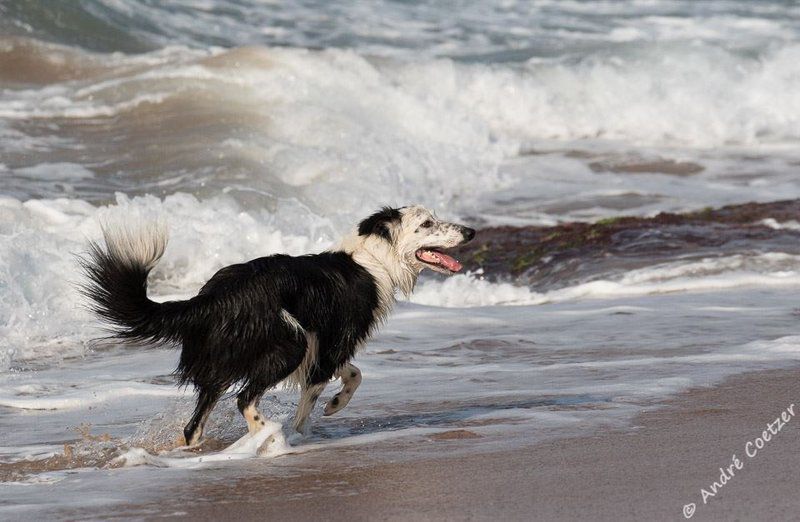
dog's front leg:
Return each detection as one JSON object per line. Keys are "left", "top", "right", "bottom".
{"left": 323, "top": 363, "right": 362, "bottom": 416}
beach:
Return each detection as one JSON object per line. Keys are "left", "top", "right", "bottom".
{"left": 35, "top": 367, "right": 796, "bottom": 521}
{"left": 2, "top": 1, "right": 800, "bottom": 518}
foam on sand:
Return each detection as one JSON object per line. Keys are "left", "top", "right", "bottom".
{"left": 115, "top": 420, "right": 289, "bottom": 468}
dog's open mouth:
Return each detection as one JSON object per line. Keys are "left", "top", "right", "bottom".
{"left": 415, "top": 248, "right": 463, "bottom": 273}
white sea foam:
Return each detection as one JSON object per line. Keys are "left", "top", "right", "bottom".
{"left": 761, "top": 218, "right": 800, "bottom": 231}
{"left": 115, "top": 423, "right": 476, "bottom": 469}
{"left": 3, "top": 38, "right": 800, "bottom": 245}
{"left": 464, "top": 43, "right": 800, "bottom": 147}
{"left": 0, "top": 193, "right": 313, "bottom": 370}
{"left": 411, "top": 254, "right": 800, "bottom": 307}
{"left": 115, "top": 419, "right": 289, "bottom": 468}
{"left": 14, "top": 163, "right": 95, "bottom": 181}
{"left": 411, "top": 272, "right": 539, "bottom": 307}
{"left": 0, "top": 382, "right": 183, "bottom": 411}
{"left": 3, "top": 186, "right": 799, "bottom": 371}
{"left": 3, "top": 39, "right": 800, "bottom": 241}
{"left": 6, "top": 41, "right": 800, "bottom": 146}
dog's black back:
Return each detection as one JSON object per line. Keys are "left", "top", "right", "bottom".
{"left": 179, "top": 252, "right": 380, "bottom": 391}
{"left": 83, "top": 245, "right": 380, "bottom": 390}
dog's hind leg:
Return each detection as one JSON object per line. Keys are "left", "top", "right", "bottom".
{"left": 323, "top": 363, "right": 362, "bottom": 416}
{"left": 184, "top": 386, "right": 222, "bottom": 446}
{"left": 292, "top": 381, "right": 327, "bottom": 434}
{"left": 287, "top": 332, "right": 327, "bottom": 434}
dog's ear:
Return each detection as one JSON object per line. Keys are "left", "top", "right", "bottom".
{"left": 358, "top": 206, "right": 401, "bottom": 242}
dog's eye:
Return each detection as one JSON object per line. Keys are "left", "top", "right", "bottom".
{"left": 420, "top": 220, "right": 433, "bottom": 228}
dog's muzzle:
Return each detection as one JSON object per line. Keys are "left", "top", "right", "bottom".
{"left": 414, "top": 225, "right": 476, "bottom": 274}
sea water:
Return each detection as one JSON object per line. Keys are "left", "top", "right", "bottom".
{"left": 2, "top": 1, "right": 800, "bottom": 517}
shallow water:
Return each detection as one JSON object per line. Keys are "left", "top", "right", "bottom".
{"left": 2, "top": 0, "right": 800, "bottom": 517}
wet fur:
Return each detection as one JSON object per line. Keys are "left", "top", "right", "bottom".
{"left": 80, "top": 206, "right": 473, "bottom": 445}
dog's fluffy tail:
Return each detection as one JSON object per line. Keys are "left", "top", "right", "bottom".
{"left": 80, "top": 221, "right": 189, "bottom": 345}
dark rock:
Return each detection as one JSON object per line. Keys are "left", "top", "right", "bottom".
{"left": 453, "top": 199, "right": 800, "bottom": 290}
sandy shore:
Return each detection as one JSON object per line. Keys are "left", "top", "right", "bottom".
{"left": 107, "top": 367, "right": 798, "bottom": 522}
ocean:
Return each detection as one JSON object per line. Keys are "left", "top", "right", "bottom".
{"left": 2, "top": 0, "right": 800, "bottom": 517}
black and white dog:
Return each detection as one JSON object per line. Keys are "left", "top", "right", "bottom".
{"left": 82, "top": 206, "right": 474, "bottom": 446}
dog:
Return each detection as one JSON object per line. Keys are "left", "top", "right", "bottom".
{"left": 81, "top": 205, "right": 475, "bottom": 446}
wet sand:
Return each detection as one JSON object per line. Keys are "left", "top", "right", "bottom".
{"left": 83, "top": 367, "right": 799, "bottom": 521}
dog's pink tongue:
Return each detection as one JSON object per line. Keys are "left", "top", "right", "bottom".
{"left": 419, "top": 250, "right": 462, "bottom": 272}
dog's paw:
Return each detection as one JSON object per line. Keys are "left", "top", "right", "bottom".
{"left": 323, "top": 393, "right": 346, "bottom": 416}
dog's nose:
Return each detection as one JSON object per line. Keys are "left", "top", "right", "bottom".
{"left": 461, "top": 227, "right": 476, "bottom": 242}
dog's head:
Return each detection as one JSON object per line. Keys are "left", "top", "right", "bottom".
{"left": 357, "top": 205, "right": 475, "bottom": 275}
